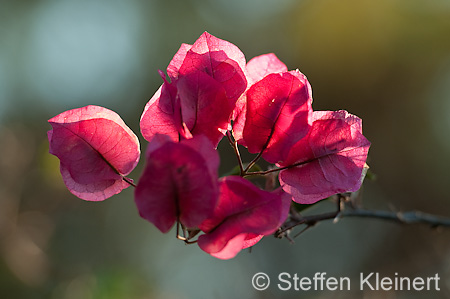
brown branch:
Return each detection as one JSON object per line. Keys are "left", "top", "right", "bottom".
{"left": 341, "top": 209, "right": 450, "bottom": 227}
{"left": 276, "top": 197, "right": 450, "bottom": 239}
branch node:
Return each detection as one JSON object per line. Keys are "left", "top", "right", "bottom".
{"left": 333, "top": 212, "right": 342, "bottom": 224}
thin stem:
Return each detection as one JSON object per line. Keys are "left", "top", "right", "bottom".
{"left": 226, "top": 131, "right": 245, "bottom": 176}
{"left": 243, "top": 151, "right": 263, "bottom": 174}
{"left": 176, "top": 222, "right": 199, "bottom": 244}
{"left": 243, "top": 166, "right": 281, "bottom": 177}
{"left": 279, "top": 211, "right": 338, "bottom": 235}
{"left": 243, "top": 157, "right": 319, "bottom": 177}
{"left": 122, "top": 176, "right": 136, "bottom": 187}
{"left": 182, "top": 238, "right": 198, "bottom": 245}
{"left": 293, "top": 224, "right": 314, "bottom": 238}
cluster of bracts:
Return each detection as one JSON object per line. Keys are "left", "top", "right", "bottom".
{"left": 48, "top": 32, "right": 370, "bottom": 259}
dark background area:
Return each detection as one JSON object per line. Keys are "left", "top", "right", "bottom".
{"left": 1, "top": 0, "right": 449, "bottom": 298}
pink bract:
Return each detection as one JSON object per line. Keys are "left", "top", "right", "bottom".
{"left": 47, "top": 105, "right": 140, "bottom": 201}
{"left": 198, "top": 176, "right": 291, "bottom": 259}
{"left": 134, "top": 135, "right": 219, "bottom": 233}
{"left": 177, "top": 32, "right": 247, "bottom": 101}
{"left": 246, "top": 53, "right": 288, "bottom": 85}
{"left": 140, "top": 32, "right": 247, "bottom": 147}
{"left": 241, "top": 70, "right": 313, "bottom": 164}
{"left": 140, "top": 80, "right": 180, "bottom": 143}
{"left": 242, "top": 233, "right": 264, "bottom": 249}
{"left": 232, "top": 53, "right": 289, "bottom": 143}
{"left": 176, "top": 72, "right": 234, "bottom": 144}
{"left": 279, "top": 110, "right": 371, "bottom": 204}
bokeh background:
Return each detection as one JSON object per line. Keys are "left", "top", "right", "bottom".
{"left": 1, "top": 0, "right": 450, "bottom": 298}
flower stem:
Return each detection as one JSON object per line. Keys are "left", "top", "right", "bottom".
{"left": 243, "top": 151, "right": 263, "bottom": 174}
{"left": 243, "top": 158, "right": 316, "bottom": 177}
{"left": 122, "top": 176, "right": 136, "bottom": 187}
{"left": 226, "top": 131, "right": 245, "bottom": 176}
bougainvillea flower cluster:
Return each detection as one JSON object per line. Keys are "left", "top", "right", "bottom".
{"left": 48, "top": 32, "right": 370, "bottom": 259}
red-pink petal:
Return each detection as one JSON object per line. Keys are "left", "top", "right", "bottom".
{"left": 180, "top": 132, "right": 220, "bottom": 179}
{"left": 208, "top": 234, "right": 248, "bottom": 260}
{"left": 279, "top": 110, "right": 371, "bottom": 204}
{"left": 242, "top": 234, "right": 264, "bottom": 249}
{"left": 246, "top": 53, "right": 288, "bottom": 85}
{"left": 242, "top": 71, "right": 313, "bottom": 163}
{"left": 134, "top": 135, "right": 219, "bottom": 233}
{"left": 230, "top": 94, "right": 247, "bottom": 146}
{"left": 140, "top": 82, "right": 180, "bottom": 143}
{"left": 141, "top": 32, "right": 247, "bottom": 146}
{"left": 198, "top": 176, "right": 290, "bottom": 258}
{"left": 233, "top": 54, "right": 291, "bottom": 144}
{"left": 167, "top": 43, "right": 192, "bottom": 81}
{"left": 48, "top": 105, "right": 140, "bottom": 201}
{"left": 207, "top": 233, "right": 264, "bottom": 260}
{"left": 176, "top": 71, "right": 235, "bottom": 147}
{"left": 178, "top": 32, "right": 247, "bottom": 101}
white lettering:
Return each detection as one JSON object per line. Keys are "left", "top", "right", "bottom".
{"left": 299, "top": 277, "right": 311, "bottom": 291}
{"left": 380, "top": 277, "right": 392, "bottom": 291}
{"left": 326, "top": 277, "right": 338, "bottom": 291}
{"left": 360, "top": 272, "right": 440, "bottom": 291}
{"left": 360, "top": 272, "right": 374, "bottom": 290}
{"left": 278, "top": 272, "right": 291, "bottom": 291}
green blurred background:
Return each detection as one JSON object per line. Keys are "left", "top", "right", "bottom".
{"left": 1, "top": 0, "right": 450, "bottom": 298}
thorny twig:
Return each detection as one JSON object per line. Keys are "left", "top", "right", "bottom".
{"left": 275, "top": 194, "right": 450, "bottom": 240}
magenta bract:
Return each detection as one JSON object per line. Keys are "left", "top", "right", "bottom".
{"left": 177, "top": 32, "right": 247, "bottom": 101}
{"left": 134, "top": 135, "right": 219, "bottom": 233}
{"left": 279, "top": 110, "right": 371, "bottom": 204}
{"left": 176, "top": 72, "right": 233, "bottom": 144}
{"left": 242, "top": 70, "right": 313, "bottom": 164}
{"left": 140, "top": 81, "right": 180, "bottom": 143}
{"left": 246, "top": 53, "right": 288, "bottom": 85}
{"left": 47, "top": 105, "right": 140, "bottom": 201}
{"left": 242, "top": 233, "right": 264, "bottom": 249}
{"left": 140, "top": 32, "right": 247, "bottom": 147}
{"left": 198, "top": 176, "right": 291, "bottom": 259}
{"left": 232, "top": 53, "right": 289, "bottom": 144}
